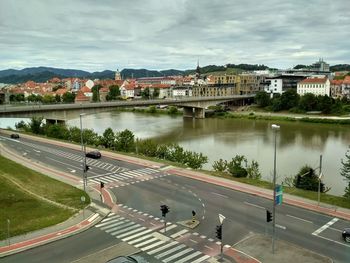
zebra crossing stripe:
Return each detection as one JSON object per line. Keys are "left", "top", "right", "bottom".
{"left": 117, "top": 226, "right": 146, "bottom": 238}
{"left": 175, "top": 251, "right": 202, "bottom": 263}
{"left": 191, "top": 255, "right": 211, "bottom": 263}
{"left": 95, "top": 215, "right": 121, "bottom": 226}
{"left": 118, "top": 172, "right": 135, "bottom": 178}
{"left": 108, "top": 212, "right": 116, "bottom": 217}
{"left": 110, "top": 224, "right": 139, "bottom": 236}
{"left": 122, "top": 229, "right": 153, "bottom": 242}
{"left": 89, "top": 179, "right": 100, "bottom": 184}
{"left": 170, "top": 229, "right": 188, "bottom": 238}
{"left": 108, "top": 174, "right": 125, "bottom": 181}
{"left": 122, "top": 171, "right": 142, "bottom": 177}
{"left": 159, "top": 224, "right": 177, "bottom": 233}
{"left": 162, "top": 247, "right": 194, "bottom": 263}
{"left": 140, "top": 240, "right": 166, "bottom": 251}
{"left": 148, "top": 241, "right": 178, "bottom": 255}
{"left": 128, "top": 234, "right": 153, "bottom": 245}
{"left": 155, "top": 244, "right": 186, "bottom": 259}
{"left": 100, "top": 177, "right": 114, "bottom": 183}
{"left": 134, "top": 237, "right": 159, "bottom": 248}
{"left": 104, "top": 221, "right": 132, "bottom": 232}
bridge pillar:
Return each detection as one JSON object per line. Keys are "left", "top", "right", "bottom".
{"left": 194, "top": 108, "right": 205, "bottom": 119}
{"left": 183, "top": 107, "right": 193, "bottom": 118}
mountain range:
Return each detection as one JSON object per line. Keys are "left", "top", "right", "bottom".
{"left": 0, "top": 64, "right": 349, "bottom": 84}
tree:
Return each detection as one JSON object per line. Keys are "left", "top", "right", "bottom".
{"left": 101, "top": 128, "right": 115, "bottom": 149}
{"left": 340, "top": 148, "right": 350, "bottom": 198}
{"left": 92, "top": 84, "right": 102, "bottom": 102}
{"left": 45, "top": 123, "right": 69, "bottom": 139}
{"left": 280, "top": 89, "right": 299, "bottom": 110}
{"left": 299, "top": 93, "right": 317, "bottom": 111}
{"left": 148, "top": 105, "right": 157, "bottom": 113}
{"left": 62, "top": 92, "right": 75, "bottom": 103}
{"left": 316, "top": 95, "right": 332, "bottom": 114}
{"left": 55, "top": 94, "right": 61, "bottom": 103}
{"left": 246, "top": 160, "right": 261, "bottom": 180}
{"left": 255, "top": 91, "right": 271, "bottom": 107}
{"left": 141, "top": 87, "right": 150, "bottom": 99}
{"left": 29, "top": 117, "right": 44, "bottom": 134}
{"left": 42, "top": 94, "right": 55, "bottom": 104}
{"left": 183, "top": 151, "right": 208, "bottom": 169}
{"left": 136, "top": 139, "right": 159, "bottom": 157}
{"left": 106, "top": 85, "right": 120, "bottom": 101}
{"left": 212, "top": 159, "right": 228, "bottom": 172}
{"left": 153, "top": 88, "right": 160, "bottom": 99}
{"left": 293, "top": 165, "right": 324, "bottom": 192}
{"left": 227, "top": 155, "right": 248, "bottom": 177}
{"left": 167, "top": 106, "right": 178, "bottom": 115}
{"left": 115, "top": 129, "right": 135, "bottom": 152}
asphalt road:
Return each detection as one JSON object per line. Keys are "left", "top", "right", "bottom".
{"left": 0, "top": 133, "right": 349, "bottom": 263}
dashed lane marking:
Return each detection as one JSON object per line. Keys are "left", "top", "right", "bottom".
{"left": 312, "top": 218, "right": 339, "bottom": 236}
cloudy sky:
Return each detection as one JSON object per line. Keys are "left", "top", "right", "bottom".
{"left": 1, "top": 0, "right": 349, "bottom": 72}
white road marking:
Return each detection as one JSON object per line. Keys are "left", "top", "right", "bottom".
{"left": 276, "top": 224, "right": 286, "bottom": 230}
{"left": 243, "top": 201, "right": 265, "bottom": 210}
{"left": 211, "top": 192, "right": 228, "bottom": 198}
{"left": 162, "top": 247, "right": 193, "bottom": 263}
{"left": 312, "top": 218, "right": 339, "bottom": 236}
{"left": 175, "top": 251, "right": 202, "bottom": 263}
{"left": 148, "top": 241, "right": 178, "bottom": 255}
{"left": 286, "top": 214, "right": 313, "bottom": 224}
{"left": 170, "top": 229, "right": 188, "bottom": 238}
{"left": 313, "top": 233, "right": 350, "bottom": 248}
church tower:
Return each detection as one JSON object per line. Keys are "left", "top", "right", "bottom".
{"left": 115, "top": 69, "right": 121, "bottom": 80}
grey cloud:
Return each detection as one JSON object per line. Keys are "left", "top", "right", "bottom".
{"left": 0, "top": 0, "right": 349, "bottom": 71}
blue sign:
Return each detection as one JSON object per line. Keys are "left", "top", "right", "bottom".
{"left": 275, "top": 185, "right": 283, "bottom": 205}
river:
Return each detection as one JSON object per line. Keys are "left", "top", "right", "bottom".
{"left": 1, "top": 111, "right": 349, "bottom": 196}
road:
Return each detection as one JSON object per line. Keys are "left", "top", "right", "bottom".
{"left": 0, "top": 133, "right": 349, "bottom": 263}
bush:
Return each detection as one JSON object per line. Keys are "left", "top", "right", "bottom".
{"left": 293, "top": 165, "right": 324, "bottom": 192}
{"left": 167, "top": 106, "right": 178, "bottom": 115}
{"left": 227, "top": 155, "right": 248, "bottom": 177}
{"left": 136, "top": 139, "right": 158, "bottom": 157}
{"left": 148, "top": 106, "right": 157, "bottom": 113}
{"left": 212, "top": 159, "right": 227, "bottom": 172}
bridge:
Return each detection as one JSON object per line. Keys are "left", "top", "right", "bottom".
{"left": 0, "top": 95, "right": 254, "bottom": 122}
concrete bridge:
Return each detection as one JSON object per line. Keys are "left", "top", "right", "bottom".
{"left": 0, "top": 95, "right": 254, "bottom": 122}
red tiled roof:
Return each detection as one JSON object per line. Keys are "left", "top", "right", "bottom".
{"left": 343, "top": 76, "right": 350, "bottom": 84}
{"left": 75, "top": 90, "right": 89, "bottom": 101}
{"left": 330, "top": 79, "right": 343, "bottom": 85}
{"left": 299, "top": 77, "right": 328, "bottom": 84}
{"left": 80, "top": 86, "right": 91, "bottom": 93}
{"left": 55, "top": 88, "right": 67, "bottom": 95}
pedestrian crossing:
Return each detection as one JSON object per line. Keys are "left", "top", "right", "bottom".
{"left": 95, "top": 212, "right": 213, "bottom": 263}
{"left": 20, "top": 141, "right": 128, "bottom": 173}
{"left": 87, "top": 167, "right": 166, "bottom": 186}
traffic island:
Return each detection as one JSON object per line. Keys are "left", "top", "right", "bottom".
{"left": 233, "top": 234, "right": 332, "bottom": 263}
{"left": 178, "top": 219, "right": 200, "bottom": 229}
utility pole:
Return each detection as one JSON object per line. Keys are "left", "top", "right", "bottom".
{"left": 318, "top": 155, "right": 323, "bottom": 206}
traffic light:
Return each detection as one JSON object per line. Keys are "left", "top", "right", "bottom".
{"left": 83, "top": 165, "right": 90, "bottom": 173}
{"left": 100, "top": 181, "right": 104, "bottom": 189}
{"left": 160, "top": 205, "right": 169, "bottom": 217}
{"left": 215, "top": 225, "right": 222, "bottom": 240}
{"left": 266, "top": 209, "right": 273, "bottom": 222}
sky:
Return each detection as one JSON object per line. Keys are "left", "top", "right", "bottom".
{"left": 1, "top": 0, "right": 350, "bottom": 72}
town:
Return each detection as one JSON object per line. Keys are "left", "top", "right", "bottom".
{"left": 1, "top": 59, "right": 350, "bottom": 105}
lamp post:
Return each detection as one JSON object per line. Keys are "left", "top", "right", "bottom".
{"left": 80, "top": 113, "right": 87, "bottom": 192}
{"left": 318, "top": 154, "right": 323, "bottom": 206}
{"left": 271, "top": 124, "right": 280, "bottom": 254}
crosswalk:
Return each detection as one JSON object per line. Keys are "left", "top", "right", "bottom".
{"left": 86, "top": 167, "right": 165, "bottom": 186}
{"left": 95, "top": 212, "right": 212, "bottom": 263}
{"left": 19, "top": 140, "right": 128, "bottom": 173}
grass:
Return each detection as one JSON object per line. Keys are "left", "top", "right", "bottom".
{"left": 0, "top": 155, "right": 90, "bottom": 240}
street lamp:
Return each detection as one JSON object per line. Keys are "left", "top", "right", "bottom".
{"left": 318, "top": 154, "right": 323, "bottom": 206}
{"left": 80, "top": 113, "right": 87, "bottom": 191}
{"left": 271, "top": 124, "right": 280, "bottom": 254}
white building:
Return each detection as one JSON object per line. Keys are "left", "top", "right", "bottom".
{"left": 297, "top": 77, "right": 330, "bottom": 96}
{"left": 264, "top": 78, "right": 283, "bottom": 97}
{"left": 172, "top": 86, "right": 192, "bottom": 97}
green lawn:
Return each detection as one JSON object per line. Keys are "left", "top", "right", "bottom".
{"left": 0, "top": 155, "right": 89, "bottom": 240}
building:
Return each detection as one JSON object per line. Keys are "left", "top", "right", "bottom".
{"left": 311, "top": 58, "right": 330, "bottom": 72}
{"left": 237, "top": 74, "right": 263, "bottom": 95}
{"left": 172, "top": 86, "right": 192, "bottom": 97}
{"left": 330, "top": 79, "right": 343, "bottom": 99}
{"left": 264, "top": 78, "right": 283, "bottom": 97}
{"left": 192, "top": 85, "right": 235, "bottom": 97}
{"left": 297, "top": 77, "right": 330, "bottom": 96}
{"left": 115, "top": 69, "right": 122, "bottom": 81}
{"left": 342, "top": 76, "right": 350, "bottom": 99}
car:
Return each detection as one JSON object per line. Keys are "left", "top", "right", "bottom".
{"left": 85, "top": 150, "right": 101, "bottom": 159}
{"left": 10, "top": 133, "right": 20, "bottom": 139}
{"left": 106, "top": 255, "right": 148, "bottom": 263}
{"left": 342, "top": 228, "right": 350, "bottom": 243}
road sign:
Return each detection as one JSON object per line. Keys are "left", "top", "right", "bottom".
{"left": 275, "top": 185, "right": 283, "bottom": 205}
{"left": 219, "top": 213, "right": 225, "bottom": 224}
